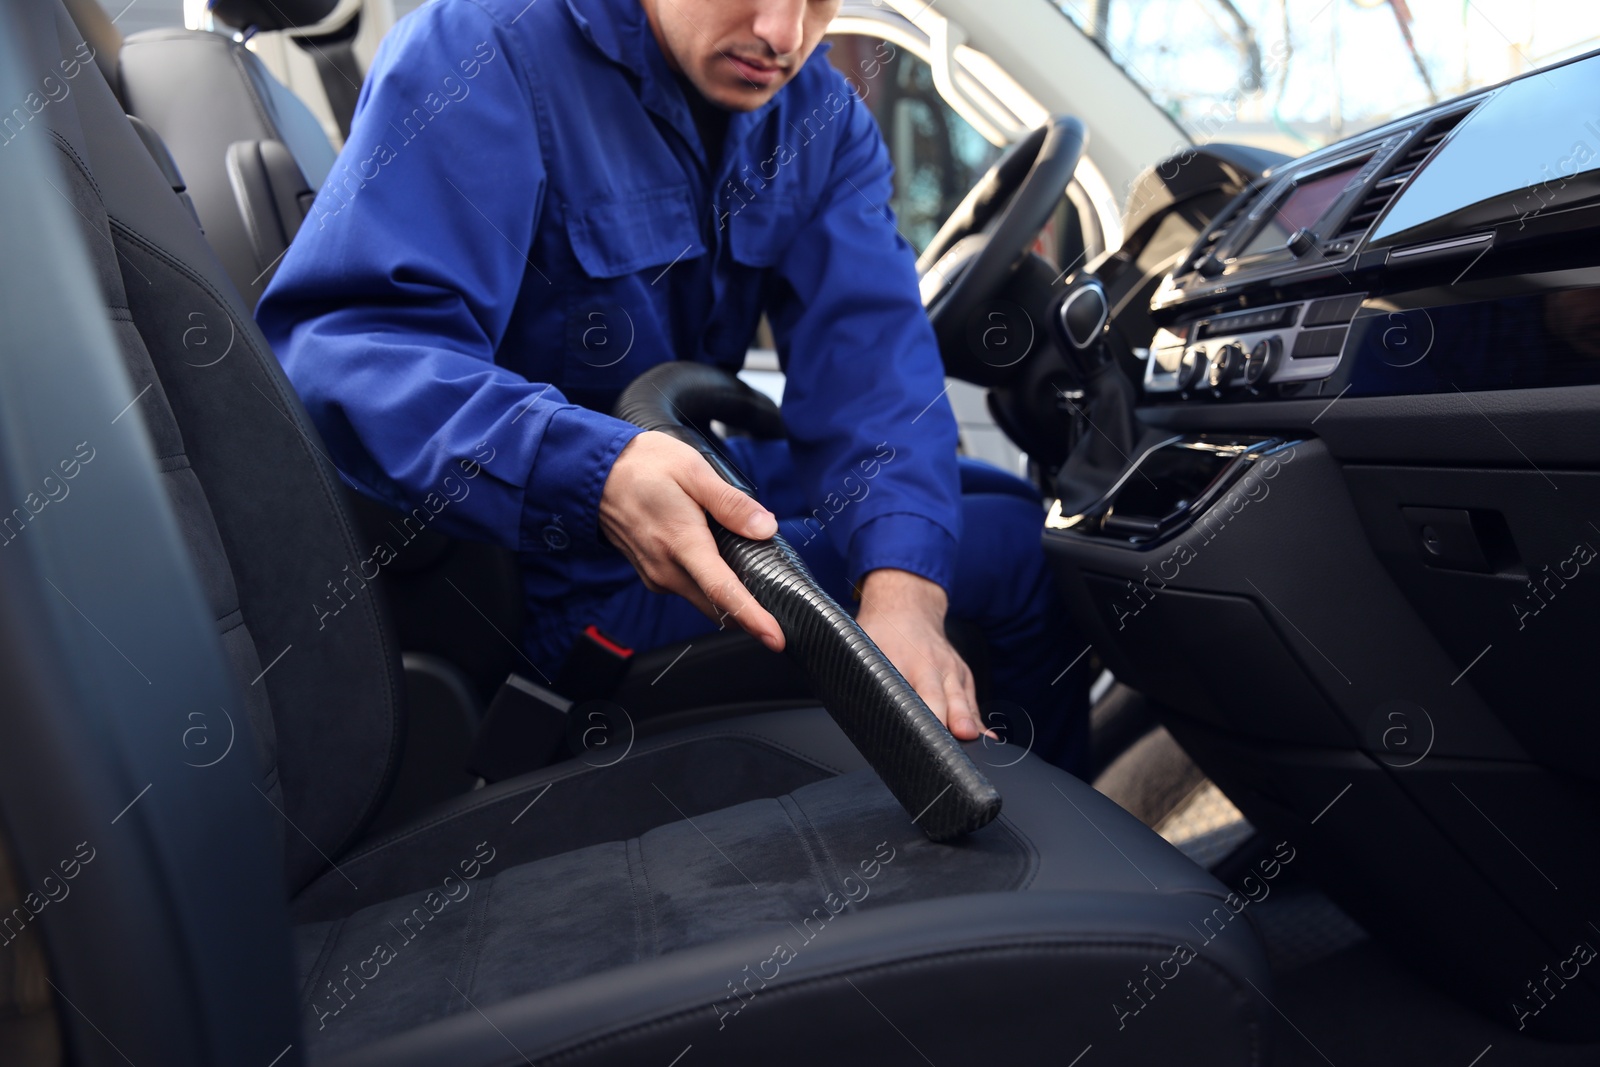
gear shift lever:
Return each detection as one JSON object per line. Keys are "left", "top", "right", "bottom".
{"left": 1051, "top": 275, "right": 1142, "bottom": 518}
{"left": 1058, "top": 277, "right": 1111, "bottom": 368}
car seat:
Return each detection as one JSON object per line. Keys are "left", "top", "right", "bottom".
{"left": 0, "top": 5, "right": 1273, "bottom": 1063}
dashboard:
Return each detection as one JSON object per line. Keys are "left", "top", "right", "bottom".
{"left": 1034, "top": 45, "right": 1600, "bottom": 1040}
{"left": 1031, "top": 46, "right": 1600, "bottom": 1042}
{"left": 1142, "top": 48, "right": 1600, "bottom": 405}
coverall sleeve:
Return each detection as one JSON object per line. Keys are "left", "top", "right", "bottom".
{"left": 255, "top": 0, "right": 641, "bottom": 553}
{"left": 765, "top": 76, "right": 963, "bottom": 594}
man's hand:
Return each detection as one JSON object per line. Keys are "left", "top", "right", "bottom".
{"left": 599, "top": 431, "right": 786, "bottom": 652}
{"left": 855, "top": 568, "right": 989, "bottom": 741}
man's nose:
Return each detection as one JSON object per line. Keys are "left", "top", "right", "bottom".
{"left": 750, "top": 0, "right": 806, "bottom": 59}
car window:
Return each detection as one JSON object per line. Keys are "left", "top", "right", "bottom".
{"left": 95, "top": 0, "right": 187, "bottom": 34}
{"left": 388, "top": 0, "right": 429, "bottom": 20}
{"left": 1049, "top": 0, "right": 1599, "bottom": 154}
{"left": 826, "top": 33, "right": 1003, "bottom": 255}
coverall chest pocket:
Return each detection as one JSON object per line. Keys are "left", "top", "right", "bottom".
{"left": 696, "top": 193, "right": 800, "bottom": 364}
{"left": 726, "top": 193, "right": 799, "bottom": 268}
{"left": 563, "top": 186, "right": 706, "bottom": 389}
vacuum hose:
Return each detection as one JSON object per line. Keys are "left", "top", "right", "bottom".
{"left": 615, "top": 362, "right": 1001, "bottom": 841}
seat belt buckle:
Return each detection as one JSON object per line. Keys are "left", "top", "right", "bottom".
{"left": 553, "top": 624, "right": 635, "bottom": 700}
{"left": 464, "top": 673, "right": 573, "bottom": 783}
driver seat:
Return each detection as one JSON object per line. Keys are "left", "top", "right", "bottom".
{"left": 4, "top": 4, "right": 1271, "bottom": 1064}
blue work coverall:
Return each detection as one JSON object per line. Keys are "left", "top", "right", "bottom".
{"left": 257, "top": 0, "right": 1089, "bottom": 770}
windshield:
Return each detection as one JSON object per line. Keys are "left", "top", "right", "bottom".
{"left": 1050, "top": 0, "right": 1600, "bottom": 154}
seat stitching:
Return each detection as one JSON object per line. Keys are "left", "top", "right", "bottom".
{"left": 46, "top": 130, "right": 104, "bottom": 202}
{"left": 624, "top": 838, "right": 657, "bottom": 963}
{"left": 993, "top": 813, "right": 1042, "bottom": 892}
{"left": 777, "top": 794, "right": 839, "bottom": 903}
{"left": 622, "top": 839, "right": 643, "bottom": 964}
{"left": 297, "top": 915, "right": 345, "bottom": 1004}
{"left": 535, "top": 938, "right": 1266, "bottom": 1067}
{"left": 785, "top": 793, "right": 849, "bottom": 894}
{"left": 635, "top": 838, "right": 661, "bottom": 959}
{"left": 452, "top": 869, "right": 496, "bottom": 1001}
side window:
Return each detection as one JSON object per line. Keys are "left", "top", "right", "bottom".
{"left": 826, "top": 34, "right": 1002, "bottom": 255}
{"left": 95, "top": 0, "right": 188, "bottom": 33}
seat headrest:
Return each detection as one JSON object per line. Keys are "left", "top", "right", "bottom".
{"left": 209, "top": 0, "right": 339, "bottom": 32}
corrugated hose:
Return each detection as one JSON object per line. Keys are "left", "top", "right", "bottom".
{"left": 614, "top": 362, "right": 1001, "bottom": 841}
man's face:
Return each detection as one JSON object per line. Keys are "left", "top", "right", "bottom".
{"left": 641, "top": 0, "right": 843, "bottom": 111}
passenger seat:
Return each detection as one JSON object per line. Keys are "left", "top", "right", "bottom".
{"left": 58, "top": 1, "right": 543, "bottom": 816}
{"left": 62, "top": 0, "right": 336, "bottom": 306}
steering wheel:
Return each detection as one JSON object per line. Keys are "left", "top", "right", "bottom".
{"left": 918, "top": 116, "right": 1088, "bottom": 386}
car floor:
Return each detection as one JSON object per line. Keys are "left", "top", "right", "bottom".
{"left": 1130, "top": 771, "right": 1600, "bottom": 1065}
{"left": 1265, "top": 910, "right": 1600, "bottom": 1067}
{"left": 1181, "top": 867, "right": 1600, "bottom": 1067}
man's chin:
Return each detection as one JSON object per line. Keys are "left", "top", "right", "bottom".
{"left": 695, "top": 73, "right": 784, "bottom": 112}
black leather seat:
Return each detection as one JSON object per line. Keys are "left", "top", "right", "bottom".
{"left": 2, "top": 3, "right": 1272, "bottom": 1063}
{"left": 61, "top": 0, "right": 337, "bottom": 306}
{"left": 291, "top": 708, "right": 1271, "bottom": 1064}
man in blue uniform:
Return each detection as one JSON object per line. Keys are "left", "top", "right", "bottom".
{"left": 257, "top": 0, "right": 1089, "bottom": 769}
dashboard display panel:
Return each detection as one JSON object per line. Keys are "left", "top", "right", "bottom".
{"left": 1237, "top": 163, "right": 1363, "bottom": 258}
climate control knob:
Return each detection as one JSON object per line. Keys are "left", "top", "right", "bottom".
{"left": 1207, "top": 343, "right": 1243, "bottom": 395}
{"left": 1177, "top": 346, "right": 1206, "bottom": 393}
{"left": 1244, "top": 336, "right": 1282, "bottom": 390}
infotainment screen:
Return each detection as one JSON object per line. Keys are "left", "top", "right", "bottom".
{"left": 1237, "top": 163, "right": 1363, "bottom": 258}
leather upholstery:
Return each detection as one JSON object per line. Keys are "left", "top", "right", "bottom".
{"left": 330, "top": 891, "right": 1267, "bottom": 1067}
{"left": 116, "top": 26, "right": 335, "bottom": 305}
{"left": 35, "top": 3, "right": 403, "bottom": 894}
{"left": 0, "top": 7, "right": 305, "bottom": 1064}
{"left": 18, "top": 2, "right": 1275, "bottom": 1062}
{"left": 296, "top": 711, "right": 1270, "bottom": 1064}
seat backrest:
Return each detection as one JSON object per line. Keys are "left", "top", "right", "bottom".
{"left": 61, "top": 0, "right": 338, "bottom": 306}
{"left": 0, "top": 4, "right": 326, "bottom": 1062}
{"left": 65, "top": 0, "right": 532, "bottom": 730}
{"left": 19, "top": 0, "right": 405, "bottom": 897}
{"left": 123, "top": 27, "right": 336, "bottom": 304}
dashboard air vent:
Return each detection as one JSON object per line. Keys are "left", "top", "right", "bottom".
{"left": 1331, "top": 109, "right": 1470, "bottom": 243}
